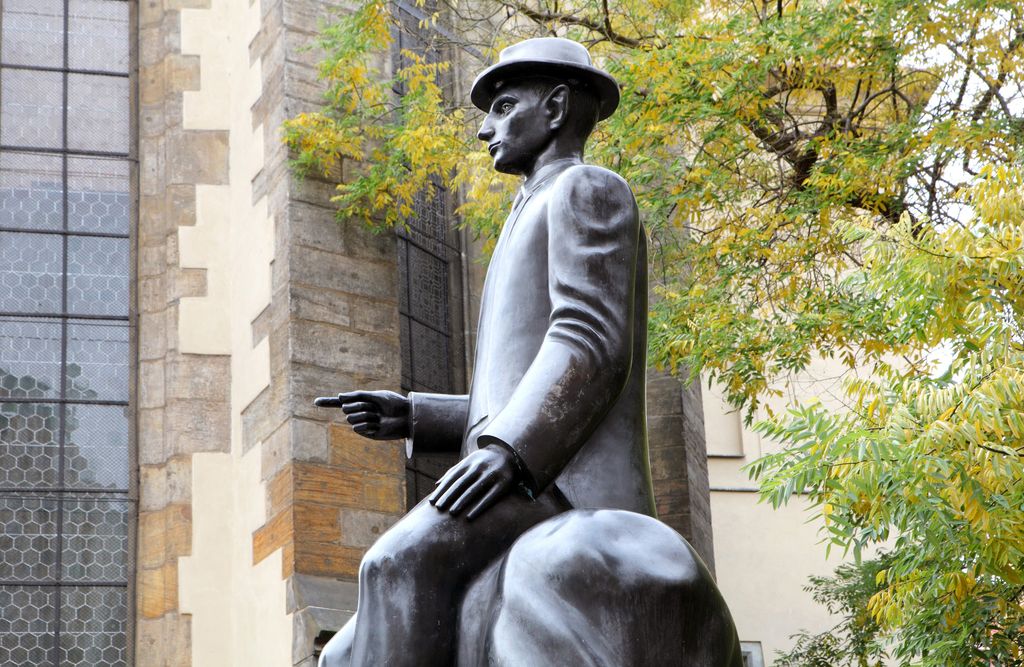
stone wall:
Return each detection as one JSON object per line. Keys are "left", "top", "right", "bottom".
{"left": 136, "top": 0, "right": 231, "bottom": 662}
{"left": 247, "top": 2, "right": 408, "bottom": 665}
{"left": 134, "top": 2, "right": 716, "bottom": 664}
{"left": 647, "top": 371, "right": 715, "bottom": 572}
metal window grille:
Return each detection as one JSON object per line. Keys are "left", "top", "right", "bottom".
{"left": 392, "top": 4, "right": 466, "bottom": 506}
{"left": 0, "top": 1, "right": 134, "bottom": 665}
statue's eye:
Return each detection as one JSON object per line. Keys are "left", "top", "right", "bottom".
{"left": 500, "top": 101, "right": 514, "bottom": 114}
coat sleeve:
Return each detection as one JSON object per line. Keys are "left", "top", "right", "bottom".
{"left": 477, "top": 165, "right": 641, "bottom": 495}
{"left": 407, "top": 392, "right": 468, "bottom": 456}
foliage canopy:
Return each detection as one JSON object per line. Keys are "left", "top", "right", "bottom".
{"left": 284, "top": 0, "right": 1024, "bottom": 664}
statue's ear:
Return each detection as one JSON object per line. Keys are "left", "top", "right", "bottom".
{"left": 544, "top": 84, "right": 570, "bottom": 131}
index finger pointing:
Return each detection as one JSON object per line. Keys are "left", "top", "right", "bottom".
{"left": 341, "top": 401, "right": 374, "bottom": 415}
{"left": 336, "top": 391, "right": 379, "bottom": 404}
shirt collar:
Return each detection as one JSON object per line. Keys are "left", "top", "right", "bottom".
{"left": 520, "top": 157, "right": 583, "bottom": 197}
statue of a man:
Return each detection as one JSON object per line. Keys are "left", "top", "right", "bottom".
{"left": 319, "top": 37, "right": 658, "bottom": 665}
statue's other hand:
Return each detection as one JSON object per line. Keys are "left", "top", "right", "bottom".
{"left": 428, "top": 445, "right": 517, "bottom": 521}
{"left": 313, "top": 390, "right": 410, "bottom": 440}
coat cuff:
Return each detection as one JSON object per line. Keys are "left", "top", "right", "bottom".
{"left": 408, "top": 392, "right": 468, "bottom": 455}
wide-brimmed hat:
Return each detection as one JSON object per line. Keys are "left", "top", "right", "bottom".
{"left": 470, "top": 38, "right": 620, "bottom": 120}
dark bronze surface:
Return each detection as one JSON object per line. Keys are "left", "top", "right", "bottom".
{"left": 315, "top": 37, "right": 741, "bottom": 666}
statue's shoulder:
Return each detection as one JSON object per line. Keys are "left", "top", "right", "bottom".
{"left": 553, "top": 163, "right": 633, "bottom": 197}
{"left": 549, "top": 164, "right": 638, "bottom": 229}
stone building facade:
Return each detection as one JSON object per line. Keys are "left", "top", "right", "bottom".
{"left": 1, "top": 1, "right": 716, "bottom": 664}
{"left": 137, "top": 1, "right": 716, "bottom": 664}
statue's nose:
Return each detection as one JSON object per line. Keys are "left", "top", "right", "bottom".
{"left": 477, "top": 121, "right": 494, "bottom": 142}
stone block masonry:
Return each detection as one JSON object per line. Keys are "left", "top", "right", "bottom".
{"left": 134, "top": 2, "right": 717, "bottom": 666}
{"left": 136, "top": 1, "right": 234, "bottom": 665}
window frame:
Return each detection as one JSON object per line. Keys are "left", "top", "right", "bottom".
{"left": 0, "top": 1, "right": 137, "bottom": 664}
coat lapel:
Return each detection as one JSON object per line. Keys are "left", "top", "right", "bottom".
{"left": 465, "top": 159, "right": 583, "bottom": 453}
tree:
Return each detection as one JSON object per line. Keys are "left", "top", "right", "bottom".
{"left": 754, "top": 167, "right": 1024, "bottom": 665}
{"left": 283, "top": 0, "right": 1024, "bottom": 664}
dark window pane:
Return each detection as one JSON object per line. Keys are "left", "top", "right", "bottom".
{"left": 0, "top": 403, "right": 61, "bottom": 489}
{"left": 397, "top": 240, "right": 409, "bottom": 313}
{"left": 399, "top": 315, "right": 412, "bottom": 389}
{"left": 0, "top": 153, "right": 63, "bottom": 232}
{"left": 66, "top": 322, "right": 128, "bottom": 401}
{"left": 0, "top": 586, "right": 57, "bottom": 666}
{"left": 407, "top": 188, "right": 448, "bottom": 248}
{"left": 59, "top": 587, "right": 127, "bottom": 666}
{"left": 68, "top": 158, "right": 129, "bottom": 235}
{"left": 0, "top": 318, "right": 62, "bottom": 400}
{"left": 64, "top": 404, "right": 129, "bottom": 490}
{"left": 1, "top": 69, "right": 63, "bottom": 149}
{"left": 61, "top": 500, "right": 129, "bottom": 581}
{"left": 0, "top": 0, "right": 64, "bottom": 69}
{"left": 407, "top": 243, "right": 448, "bottom": 325}
{"left": 0, "top": 232, "right": 63, "bottom": 314}
{"left": 67, "top": 74, "right": 128, "bottom": 154}
{"left": 67, "top": 236, "right": 128, "bottom": 316}
{"left": 410, "top": 319, "right": 450, "bottom": 392}
{"left": 68, "top": 0, "right": 130, "bottom": 74}
{"left": 0, "top": 497, "right": 58, "bottom": 580}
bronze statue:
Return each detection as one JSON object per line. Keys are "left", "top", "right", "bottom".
{"left": 316, "top": 37, "right": 741, "bottom": 666}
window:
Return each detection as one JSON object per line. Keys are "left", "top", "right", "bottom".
{"left": 397, "top": 183, "right": 466, "bottom": 505}
{"left": 0, "top": 1, "right": 133, "bottom": 665}
{"left": 741, "top": 641, "right": 765, "bottom": 667}
{"left": 391, "top": 3, "right": 467, "bottom": 507}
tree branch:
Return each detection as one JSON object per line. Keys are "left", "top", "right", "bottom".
{"left": 503, "top": 0, "right": 642, "bottom": 47}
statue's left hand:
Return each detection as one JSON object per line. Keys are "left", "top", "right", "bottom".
{"left": 428, "top": 445, "right": 517, "bottom": 521}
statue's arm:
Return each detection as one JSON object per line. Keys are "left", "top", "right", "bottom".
{"left": 315, "top": 390, "right": 466, "bottom": 454}
{"left": 407, "top": 392, "right": 468, "bottom": 455}
{"left": 477, "top": 165, "right": 640, "bottom": 495}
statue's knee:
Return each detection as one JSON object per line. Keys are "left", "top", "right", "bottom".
{"left": 506, "top": 529, "right": 587, "bottom": 592}
{"left": 359, "top": 537, "right": 422, "bottom": 584}
{"left": 357, "top": 507, "right": 455, "bottom": 590}
{"left": 358, "top": 543, "right": 392, "bottom": 583}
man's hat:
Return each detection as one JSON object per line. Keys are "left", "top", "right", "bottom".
{"left": 470, "top": 38, "right": 620, "bottom": 121}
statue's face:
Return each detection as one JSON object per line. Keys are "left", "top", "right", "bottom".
{"left": 477, "top": 80, "right": 554, "bottom": 175}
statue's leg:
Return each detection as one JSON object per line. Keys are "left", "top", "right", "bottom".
{"left": 346, "top": 490, "right": 567, "bottom": 667}
{"left": 317, "top": 616, "right": 354, "bottom": 667}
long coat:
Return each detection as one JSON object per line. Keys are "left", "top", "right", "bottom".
{"left": 407, "top": 159, "right": 655, "bottom": 516}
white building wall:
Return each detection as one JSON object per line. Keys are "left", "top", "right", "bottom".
{"left": 704, "top": 359, "right": 854, "bottom": 664}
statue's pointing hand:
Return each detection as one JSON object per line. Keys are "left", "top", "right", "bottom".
{"left": 428, "top": 445, "right": 518, "bottom": 521}
{"left": 313, "top": 390, "right": 410, "bottom": 440}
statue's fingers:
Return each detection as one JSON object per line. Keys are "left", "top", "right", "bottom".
{"left": 345, "top": 411, "right": 380, "bottom": 426}
{"left": 377, "top": 417, "right": 402, "bottom": 437}
{"left": 430, "top": 467, "right": 478, "bottom": 510}
{"left": 464, "top": 482, "right": 508, "bottom": 521}
{"left": 341, "top": 401, "right": 374, "bottom": 415}
{"left": 447, "top": 476, "right": 489, "bottom": 516}
{"left": 336, "top": 391, "right": 379, "bottom": 405}
{"left": 313, "top": 396, "right": 343, "bottom": 408}
{"left": 353, "top": 422, "right": 379, "bottom": 437}
{"left": 429, "top": 466, "right": 460, "bottom": 499}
